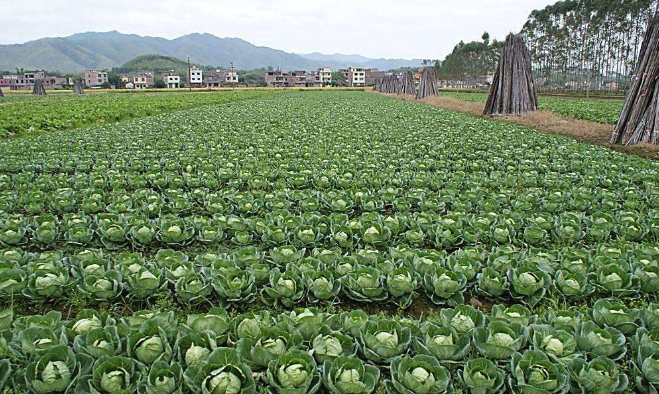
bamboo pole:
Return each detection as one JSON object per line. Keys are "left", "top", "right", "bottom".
{"left": 32, "top": 79, "right": 46, "bottom": 96}
{"left": 611, "top": 8, "right": 659, "bottom": 145}
{"left": 73, "top": 79, "right": 85, "bottom": 95}
{"left": 416, "top": 67, "right": 438, "bottom": 99}
{"left": 484, "top": 34, "right": 538, "bottom": 116}
{"left": 400, "top": 71, "right": 415, "bottom": 95}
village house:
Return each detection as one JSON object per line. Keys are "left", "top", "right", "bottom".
{"left": 204, "top": 70, "right": 225, "bottom": 88}
{"left": 83, "top": 69, "right": 108, "bottom": 88}
{"left": 0, "top": 77, "right": 15, "bottom": 91}
{"left": 0, "top": 71, "right": 70, "bottom": 90}
{"left": 306, "top": 71, "right": 322, "bottom": 87}
{"left": 188, "top": 67, "right": 204, "bottom": 88}
{"left": 602, "top": 81, "right": 619, "bottom": 91}
{"left": 264, "top": 69, "right": 325, "bottom": 88}
{"left": 264, "top": 71, "right": 287, "bottom": 87}
{"left": 162, "top": 72, "right": 180, "bottom": 88}
{"left": 203, "top": 69, "right": 240, "bottom": 88}
{"left": 285, "top": 71, "right": 308, "bottom": 87}
{"left": 348, "top": 67, "right": 366, "bottom": 87}
{"left": 225, "top": 69, "right": 239, "bottom": 84}
{"left": 133, "top": 72, "right": 154, "bottom": 89}
{"left": 318, "top": 67, "right": 332, "bottom": 86}
{"left": 365, "top": 69, "right": 384, "bottom": 87}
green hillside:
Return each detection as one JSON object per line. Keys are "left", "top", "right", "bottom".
{"left": 112, "top": 54, "right": 197, "bottom": 75}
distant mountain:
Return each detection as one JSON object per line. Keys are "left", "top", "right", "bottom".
{"left": 300, "top": 52, "right": 374, "bottom": 64}
{"left": 0, "top": 31, "right": 424, "bottom": 73}
{"left": 0, "top": 31, "right": 321, "bottom": 73}
{"left": 299, "top": 52, "right": 424, "bottom": 70}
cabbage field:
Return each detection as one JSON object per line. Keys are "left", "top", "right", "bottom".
{"left": 0, "top": 91, "right": 657, "bottom": 393}
{"left": 0, "top": 90, "right": 277, "bottom": 138}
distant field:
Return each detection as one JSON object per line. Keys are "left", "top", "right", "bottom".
{"left": 442, "top": 92, "right": 623, "bottom": 124}
{"left": 0, "top": 90, "right": 282, "bottom": 137}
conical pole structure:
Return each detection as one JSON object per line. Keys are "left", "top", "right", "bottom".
{"left": 374, "top": 77, "right": 381, "bottom": 92}
{"left": 611, "top": 7, "right": 659, "bottom": 145}
{"left": 483, "top": 33, "right": 538, "bottom": 116}
{"left": 32, "top": 79, "right": 46, "bottom": 96}
{"left": 392, "top": 74, "right": 402, "bottom": 94}
{"left": 73, "top": 79, "right": 85, "bottom": 95}
{"left": 400, "top": 71, "right": 415, "bottom": 95}
{"left": 416, "top": 67, "right": 438, "bottom": 99}
{"left": 383, "top": 74, "right": 400, "bottom": 94}
{"left": 0, "top": 87, "right": 4, "bottom": 98}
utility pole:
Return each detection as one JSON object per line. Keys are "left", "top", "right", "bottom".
{"left": 230, "top": 61, "right": 235, "bottom": 89}
{"left": 187, "top": 56, "right": 192, "bottom": 91}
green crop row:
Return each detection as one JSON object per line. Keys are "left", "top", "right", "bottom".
{"left": 0, "top": 90, "right": 280, "bottom": 137}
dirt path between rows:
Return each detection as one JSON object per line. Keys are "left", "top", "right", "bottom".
{"left": 381, "top": 93, "right": 659, "bottom": 161}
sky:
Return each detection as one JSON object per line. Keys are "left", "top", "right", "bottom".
{"left": 0, "top": 0, "right": 555, "bottom": 60}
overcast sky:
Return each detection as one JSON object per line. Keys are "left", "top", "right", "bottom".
{"left": 0, "top": 0, "right": 555, "bottom": 59}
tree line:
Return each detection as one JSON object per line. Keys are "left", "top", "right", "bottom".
{"left": 521, "top": 0, "right": 657, "bottom": 94}
{"left": 436, "top": 0, "right": 657, "bottom": 93}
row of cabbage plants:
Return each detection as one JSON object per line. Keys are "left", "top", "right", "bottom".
{"left": 3, "top": 184, "right": 658, "bottom": 216}
{"left": 0, "top": 243, "right": 656, "bottom": 307}
{"left": 1, "top": 209, "right": 659, "bottom": 251}
{"left": 0, "top": 302, "right": 655, "bottom": 394}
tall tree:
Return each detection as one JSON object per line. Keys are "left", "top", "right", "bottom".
{"left": 439, "top": 36, "right": 503, "bottom": 87}
{"left": 521, "top": 0, "right": 657, "bottom": 93}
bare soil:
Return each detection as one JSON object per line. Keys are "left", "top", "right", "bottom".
{"left": 381, "top": 93, "right": 659, "bottom": 161}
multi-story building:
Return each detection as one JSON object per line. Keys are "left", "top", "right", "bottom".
{"left": 133, "top": 75, "right": 148, "bottom": 89}
{"left": 188, "top": 67, "right": 203, "bottom": 88}
{"left": 204, "top": 69, "right": 240, "bottom": 88}
{"left": 285, "top": 71, "right": 309, "bottom": 87}
{"left": 264, "top": 69, "right": 328, "bottom": 87}
{"left": 225, "top": 70, "right": 239, "bottom": 84}
{"left": 365, "top": 68, "right": 385, "bottom": 87}
{"left": 348, "top": 67, "right": 366, "bottom": 87}
{"left": 306, "top": 71, "right": 321, "bottom": 87}
{"left": 318, "top": 67, "right": 332, "bottom": 86}
{"left": 118, "top": 75, "right": 131, "bottom": 88}
{"left": 162, "top": 72, "right": 180, "bottom": 89}
{"left": 205, "top": 70, "right": 226, "bottom": 88}
{"left": 264, "top": 71, "right": 287, "bottom": 87}
{"left": 133, "top": 72, "right": 154, "bottom": 89}
{"left": 83, "top": 69, "right": 108, "bottom": 88}
{"left": 0, "top": 71, "right": 70, "bottom": 90}
{"left": 43, "top": 77, "right": 70, "bottom": 89}
{"left": 0, "top": 77, "right": 17, "bottom": 91}
{"left": 9, "top": 71, "right": 46, "bottom": 89}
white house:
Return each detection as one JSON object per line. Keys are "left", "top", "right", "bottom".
{"left": 188, "top": 67, "right": 203, "bottom": 87}
{"left": 348, "top": 67, "right": 365, "bottom": 87}
{"left": 225, "top": 70, "right": 239, "bottom": 84}
{"left": 318, "top": 67, "right": 332, "bottom": 86}
{"left": 162, "top": 72, "right": 180, "bottom": 89}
